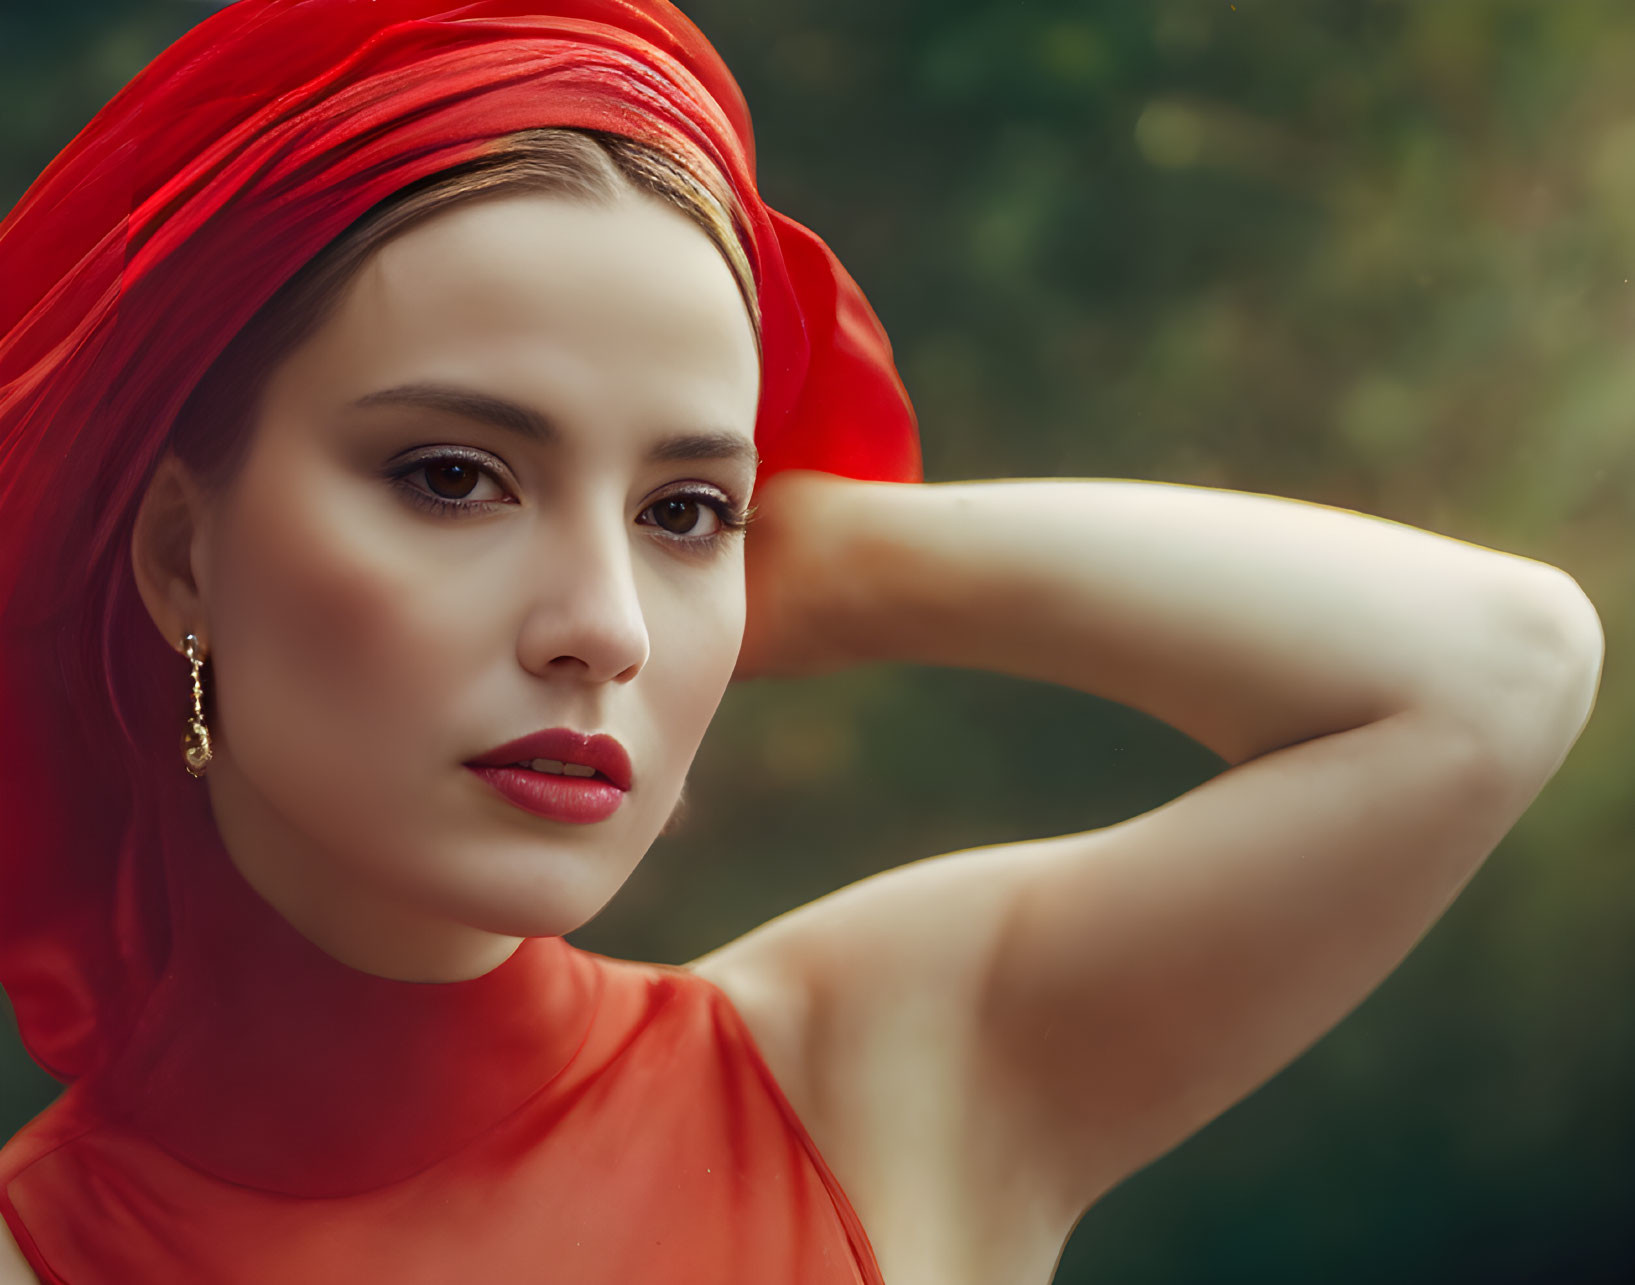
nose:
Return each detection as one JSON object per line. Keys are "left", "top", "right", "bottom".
{"left": 516, "top": 505, "right": 650, "bottom": 685}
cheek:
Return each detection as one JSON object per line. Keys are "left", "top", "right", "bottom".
{"left": 644, "top": 571, "right": 745, "bottom": 769}
{"left": 205, "top": 465, "right": 467, "bottom": 789}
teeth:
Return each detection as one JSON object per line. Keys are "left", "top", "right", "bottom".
{"left": 508, "top": 758, "right": 599, "bottom": 779}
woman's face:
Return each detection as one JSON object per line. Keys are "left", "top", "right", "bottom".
{"left": 173, "top": 188, "right": 761, "bottom": 978}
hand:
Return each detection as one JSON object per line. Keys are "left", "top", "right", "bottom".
{"left": 732, "top": 469, "right": 869, "bottom": 682}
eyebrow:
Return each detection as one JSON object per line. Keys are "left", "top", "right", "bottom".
{"left": 349, "top": 382, "right": 761, "bottom": 472}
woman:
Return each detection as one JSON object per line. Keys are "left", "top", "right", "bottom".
{"left": 0, "top": 1, "right": 1605, "bottom": 1281}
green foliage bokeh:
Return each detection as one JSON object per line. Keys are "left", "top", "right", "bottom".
{"left": 2, "top": 2, "right": 1629, "bottom": 1280}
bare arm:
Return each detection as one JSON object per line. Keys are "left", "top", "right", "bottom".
{"left": 720, "top": 470, "right": 1602, "bottom": 1224}
{"left": 741, "top": 471, "right": 1599, "bottom": 768}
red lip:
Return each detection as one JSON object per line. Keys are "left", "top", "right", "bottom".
{"left": 465, "top": 728, "right": 632, "bottom": 791}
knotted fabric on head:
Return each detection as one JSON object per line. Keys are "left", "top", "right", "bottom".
{"left": 0, "top": 0, "right": 922, "bottom": 1083}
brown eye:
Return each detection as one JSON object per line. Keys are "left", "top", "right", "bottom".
{"left": 424, "top": 460, "right": 480, "bottom": 500}
{"left": 634, "top": 488, "right": 742, "bottom": 550}
{"left": 650, "top": 496, "right": 716, "bottom": 537}
{"left": 386, "top": 449, "right": 512, "bottom": 517}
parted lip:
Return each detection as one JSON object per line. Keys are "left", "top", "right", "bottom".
{"left": 465, "top": 728, "right": 633, "bottom": 791}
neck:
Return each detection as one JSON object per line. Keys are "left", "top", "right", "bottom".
{"left": 91, "top": 776, "right": 601, "bottom": 1197}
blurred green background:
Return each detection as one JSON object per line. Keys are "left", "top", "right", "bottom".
{"left": 2, "top": 1, "right": 1629, "bottom": 1280}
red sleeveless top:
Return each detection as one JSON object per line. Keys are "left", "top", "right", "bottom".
{"left": 0, "top": 787, "right": 884, "bottom": 1283}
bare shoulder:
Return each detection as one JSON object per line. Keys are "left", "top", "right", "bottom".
{"left": 0, "top": 1220, "right": 38, "bottom": 1284}
{"left": 684, "top": 885, "right": 1076, "bottom": 1285}
{"left": 685, "top": 935, "right": 815, "bottom": 1111}
{"left": 673, "top": 708, "right": 1592, "bottom": 1280}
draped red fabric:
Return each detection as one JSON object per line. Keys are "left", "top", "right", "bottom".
{"left": 0, "top": 0, "right": 921, "bottom": 1086}
{"left": 0, "top": 5, "right": 913, "bottom": 1275}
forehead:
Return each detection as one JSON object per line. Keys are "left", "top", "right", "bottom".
{"left": 264, "top": 189, "right": 761, "bottom": 443}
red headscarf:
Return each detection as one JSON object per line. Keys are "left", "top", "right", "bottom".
{"left": 0, "top": 0, "right": 921, "bottom": 1084}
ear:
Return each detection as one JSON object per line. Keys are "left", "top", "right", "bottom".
{"left": 130, "top": 452, "right": 213, "bottom": 654}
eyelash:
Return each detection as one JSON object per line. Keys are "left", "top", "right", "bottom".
{"left": 384, "top": 449, "right": 753, "bottom": 552}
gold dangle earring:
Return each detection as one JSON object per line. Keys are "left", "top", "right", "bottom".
{"left": 181, "top": 632, "right": 213, "bottom": 777}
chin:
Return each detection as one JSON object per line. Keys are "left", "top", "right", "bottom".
{"left": 421, "top": 847, "right": 634, "bottom": 942}
{"left": 468, "top": 893, "right": 603, "bottom": 941}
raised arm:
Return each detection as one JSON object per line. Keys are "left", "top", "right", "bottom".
{"left": 738, "top": 472, "right": 1598, "bottom": 767}
{"left": 717, "top": 469, "right": 1603, "bottom": 1231}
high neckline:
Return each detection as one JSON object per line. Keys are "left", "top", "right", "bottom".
{"left": 89, "top": 776, "right": 602, "bottom": 1197}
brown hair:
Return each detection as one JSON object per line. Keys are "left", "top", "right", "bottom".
{"left": 168, "top": 127, "right": 759, "bottom": 491}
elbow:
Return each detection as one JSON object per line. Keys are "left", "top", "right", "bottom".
{"left": 1506, "top": 565, "right": 1604, "bottom": 666}
{"left": 1505, "top": 566, "right": 1604, "bottom": 715}
{"left": 1459, "top": 566, "right": 1605, "bottom": 781}
{"left": 1532, "top": 568, "right": 1605, "bottom": 743}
